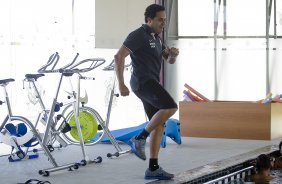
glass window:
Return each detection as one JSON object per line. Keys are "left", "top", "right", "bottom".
{"left": 178, "top": 0, "right": 214, "bottom": 36}
{"left": 227, "top": 0, "right": 265, "bottom": 36}
{"left": 270, "top": 0, "right": 282, "bottom": 36}
{"left": 178, "top": 0, "right": 266, "bottom": 36}
{"left": 173, "top": 0, "right": 273, "bottom": 103}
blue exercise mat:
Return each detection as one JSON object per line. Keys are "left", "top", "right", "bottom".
{"left": 91, "top": 118, "right": 181, "bottom": 148}
{"left": 90, "top": 122, "right": 148, "bottom": 144}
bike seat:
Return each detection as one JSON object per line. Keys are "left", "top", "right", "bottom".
{"left": 0, "top": 78, "right": 15, "bottom": 85}
{"left": 25, "top": 74, "right": 45, "bottom": 81}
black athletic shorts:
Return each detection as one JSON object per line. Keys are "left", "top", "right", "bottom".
{"left": 133, "top": 79, "right": 178, "bottom": 120}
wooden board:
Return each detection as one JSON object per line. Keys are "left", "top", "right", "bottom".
{"left": 179, "top": 101, "right": 282, "bottom": 140}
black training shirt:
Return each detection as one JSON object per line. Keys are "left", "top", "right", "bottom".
{"left": 123, "top": 24, "right": 166, "bottom": 91}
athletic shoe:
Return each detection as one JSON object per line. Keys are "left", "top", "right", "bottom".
{"left": 144, "top": 167, "right": 174, "bottom": 180}
{"left": 128, "top": 136, "right": 146, "bottom": 160}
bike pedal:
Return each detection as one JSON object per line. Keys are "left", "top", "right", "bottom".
{"left": 47, "top": 145, "right": 55, "bottom": 152}
{"left": 61, "top": 123, "right": 71, "bottom": 133}
{"left": 98, "top": 125, "right": 103, "bottom": 130}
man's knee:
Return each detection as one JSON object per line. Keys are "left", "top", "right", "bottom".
{"left": 163, "top": 107, "right": 178, "bottom": 117}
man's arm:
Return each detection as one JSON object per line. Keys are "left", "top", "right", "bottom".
{"left": 114, "top": 45, "right": 131, "bottom": 96}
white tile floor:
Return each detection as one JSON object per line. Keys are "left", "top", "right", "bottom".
{"left": 0, "top": 137, "right": 280, "bottom": 184}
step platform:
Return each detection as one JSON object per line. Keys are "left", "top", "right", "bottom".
{"left": 90, "top": 122, "right": 148, "bottom": 144}
{"left": 161, "top": 118, "right": 182, "bottom": 148}
{"left": 91, "top": 118, "right": 181, "bottom": 147}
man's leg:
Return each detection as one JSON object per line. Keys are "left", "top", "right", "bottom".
{"left": 149, "top": 123, "right": 164, "bottom": 159}
{"left": 129, "top": 79, "right": 178, "bottom": 179}
{"left": 144, "top": 108, "right": 177, "bottom": 180}
{"left": 130, "top": 79, "right": 178, "bottom": 156}
{"left": 148, "top": 108, "right": 177, "bottom": 158}
{"left": 131, "top": 107, "right": 177, "bottom": 160}
{"left": 146, "top": 108, "right": 177, "bottom": 134}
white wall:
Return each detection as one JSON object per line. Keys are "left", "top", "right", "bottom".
{"left": 95, "top": 0, "right": 154, "bottom": 49}
{"left": 0, "top": 0, "right": 151, "bottom": 132}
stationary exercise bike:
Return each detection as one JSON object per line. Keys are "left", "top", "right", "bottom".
{"left": 58, "top": 58, "right": 132, "bottom": 158}
{"left": 0, "top": 78, "right": 49, "bottom": 162}
{"left": 34, "top": 52, "right": 108, "bottom": 176}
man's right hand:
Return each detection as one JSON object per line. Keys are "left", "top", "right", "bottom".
{"left": 119, "top": 84, "right": 130, "bottom": 96}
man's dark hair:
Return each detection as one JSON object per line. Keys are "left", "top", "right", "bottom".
{"left": 144, "top": 4, "right": 165, "bottom": 23}
{"left": 279, "top": 140, "right": 282, "bottom": 152}
{"left": 256, "top": 154, "right": 271, "bottom": 171}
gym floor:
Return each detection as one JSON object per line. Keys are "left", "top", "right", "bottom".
{"left": 0, "top": 137, "right": 280, "bottom": 184}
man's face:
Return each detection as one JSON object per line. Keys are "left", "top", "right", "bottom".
{"left": 147, "top": 11, "right": 166, "bottom": 34}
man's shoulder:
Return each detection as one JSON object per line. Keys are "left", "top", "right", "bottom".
{"left": 125, "top": 26, "right": 147, "bottom": 43}
{"left": 129, "top": 25, "right": 145, "bottom": 35}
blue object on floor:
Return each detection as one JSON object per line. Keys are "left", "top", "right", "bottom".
{"left": 90, "top": 122, "right": 148, "bottom": 144}
{"left": 91, "top": 118, "right": 181, "bottom": 148}
{"left": 161, "top": 118, "right": 182, "bottom": 148}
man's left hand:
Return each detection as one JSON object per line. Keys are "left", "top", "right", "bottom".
{"left": 168, "top": 47, "right": 179, "bottom": 57}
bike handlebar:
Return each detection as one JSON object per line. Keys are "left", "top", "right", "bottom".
{"left": 38, "top": 53, "right": 105, "bottom": 74}
{"left": 68, "top": 58, "right": 106, "bottom": 73}
{"left": 38, "top": 53, "right": 79, "bottom": 73}
{"left": 103, "top": 59, "right": 132, "bottom": 71}
{"left": 38, "top": 52, "right": 58, "bottom": 73}
{"left": 59, "top": 58, "right": 106, "bottom": 74}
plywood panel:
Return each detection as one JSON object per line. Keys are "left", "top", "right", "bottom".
{"left": 271, "top": 103, "right": 282, "bottom": 139}
{"left": 179, "top": 101, "right": 282, "bottom": 140}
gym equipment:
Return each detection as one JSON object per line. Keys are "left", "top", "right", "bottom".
{"left": 0, "top": 120, "right": 39, "bottom": 162}
{"left": 0, "top": 72, "right": 68, "bottom": 163}
{"left": 91, "top": 122, "right": 148, "bottom": 144}
{"left": 18, "top": 179, "right": 51, "bottom": 184}
{"left": 184, "top": 83, "right": 210, "bottom": 102}
{"left": 271, "top": 94, "right": 282, "bottom": 103}
{"left": 260, "top": 93, "right": 282, "bottom": 104}
{"left": 262, "top": 92, "right": 273, "bottom": 104}
{"left": 36, "top": 52, "right": 105, "bottom": 176}
{"left": 24, "top": 72, "right": 99, "bottom": 150}
{"left": 92, "top": 118, "right": 182, "bottom": 149}
{"left": 68, "top": 111, "right": 98, "bottom": 141}
{"left": 0, "top": 78, "right": 51, "bottom": 163}
{"left": 24, "top": 72, "right": 68, "bottom": 151}
{"left": 161, "top": 118, "right": 182, "bottom": 148}
{"left": 58, "top": 58, "right": 131, "bottom": 158}
{"left": 183, "top": 90, "right": 196, "bottom": 102}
